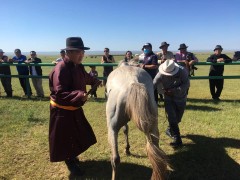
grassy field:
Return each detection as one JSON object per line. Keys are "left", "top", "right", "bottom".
{"left": 0, "top": 53, "right": 240, "bottom": 180}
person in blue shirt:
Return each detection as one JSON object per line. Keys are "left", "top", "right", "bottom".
{"left": 10, "top": 49, "right": 32, "bottom": 96}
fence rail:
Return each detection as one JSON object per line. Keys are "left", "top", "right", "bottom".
{"left": 0, "top": 62, "right": 239, "bottom": 97}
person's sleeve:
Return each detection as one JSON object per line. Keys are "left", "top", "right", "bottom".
{"left": 51, "top": 66, "right": 86, "bottom": 107}
{"left": 172, "top": 70, "right": 190, "bottom": 94}
{"left": 175, "top": 53, "right": 181, "bottom": 61}
{"left": 193, "top": 54, "right": 199, "bottom": 62}
{"left": 35, "top": 58, "right": 42, "bottom": 63}
{"left": 153, "top": 72, "right": 161, "bottom": 90}
{"left": 170, "top": 52, "right": 174, "bottom": 59}
{"left": 223, "top": 55, "right": 232, "bottom": 63}
{"left": 207, "top": 55, "right": 216, "bottom": 63}
{"left": 152, "top": 55, "right": 158, "bottom": 65}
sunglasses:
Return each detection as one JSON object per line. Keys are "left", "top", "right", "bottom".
{"left": 104, "top": 51, "right": 109, "bottom": 52}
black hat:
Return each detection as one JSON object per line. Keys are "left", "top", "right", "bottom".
{"left": 60, "top": 50, "right": 65, "bottom": 53}
{"left": 14, "top": 49, "right": 21, "bottom": 53}
{"left": 178, "top": 43, "right": 188, "bottom": 50}
{"left": 62, "top": 37, "right": 90, "bottom": 51}
{"left": 142, "top": 43, "right": 152, "bottom": 50}
{"left": 159, "top": 41, "right": 170, "bottom": 49}
{"left": 30, "top": 51, "right": 36, "bottom": 55}
{"left": 214, "top": 45, "right": 223, "bottom": 51}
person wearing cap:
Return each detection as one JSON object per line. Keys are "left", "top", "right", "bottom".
{"left": 101, "top": 47, "right": 115, "bottom": 86}
{"left": 140, "top": 43, "right": 159, "bottom": 102}
{"left": 49, "top": 37, "right": 101, "bottom": 176}
{"left": 11, "top": 49, "right": 32, "bottom": 96}
{"left": 153, "top": 60, "right": 190, "bottom": 147}
{"left": 156, "top": 42, "right": 174, "bottom": 64}
{"left": 0, "top": 49, "right": 13, "bottom": 97}
{"left": 175, "top": 43, "right": 199, "bottom": 76}
{"left": 207, "top": 45, "right": 232, "bottom": 101}
{"left": 156, "top": 42, "right": 174, "bottom": 101}
{"left": 52, "top": 50, "right": 65, "bottom": 64}
{"left": 25, "top": 51, "right": 44, "bottom": 98}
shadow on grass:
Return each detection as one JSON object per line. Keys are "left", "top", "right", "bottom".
{"left": 69, "top": 160, "right": 152, "bottom": 180}
{"left": 0, "top": 95, "right": 50, "bottom": 101}
{"left": 87, "top": 97, "right": 106, "bottom": 103}
{"left": 169, "top": 134, "right": 240, "bottom": 180}
{"left": 187, "top": 98, "right": 240, "bottom": 104}
{"left": 27, "top": 117, "right": 46, "bottom": 124}
{"left": 185, "top": 104, "right": 221, "bottom": 111}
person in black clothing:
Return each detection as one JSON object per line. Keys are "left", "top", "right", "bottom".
{"left": 0, "top": 49, "right": 13, "bottom": 97}
{"left": 207, "top": 45, "right": 232, "bottom": 100}
{"left": 88, "top": 66, "right": 98, "bottom": 98}
{"left": 101, "top": 48, "right": 115, "bottom": 86}
{"left": 25, "top": 51, "right": 44, "bottom": 97}
{"left": 140, "top": 43, "right": 159, "bottom": 103}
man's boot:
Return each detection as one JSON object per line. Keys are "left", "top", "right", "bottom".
{"left": 65, "top": 158, "right": 84, "bottom": 176}
{"left": 170, "top": 136, "right": 182, "bottom": 148}
{"left": 6, "top": 91, "right": 12, "bottom": 97}
{"left": 169, "top": 123, "right": 182, "bottom": 147}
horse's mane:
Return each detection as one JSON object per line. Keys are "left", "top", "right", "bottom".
{"left": 118, "top": 59, "right": 139, "bottom": 67}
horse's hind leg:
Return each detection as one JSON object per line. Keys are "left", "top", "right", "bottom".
{"left": 122, "top": 124, "right": 130, "bottom": 155}
{"left": 108, "top": 127, "right": 120, "bottom": 180}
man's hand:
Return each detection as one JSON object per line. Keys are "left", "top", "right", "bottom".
{"left": 82, "top": 93, "right": 88, "bottom": 102}
{"left": 217, "top": 58, "right": 224, "bottom": 62}
{"left": 140, "top": 64, "right": 145, "bottom": 68}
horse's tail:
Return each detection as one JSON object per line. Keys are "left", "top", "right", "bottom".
{"left": 126, "top": 83, "right": 168, "bottom": 180}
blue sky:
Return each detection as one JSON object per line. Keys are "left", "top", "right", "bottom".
{"left": 1, "top": 0, "right": 239, "bottom": 52}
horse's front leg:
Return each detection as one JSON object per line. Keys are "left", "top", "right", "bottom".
{"left": 108, "top": 127, "right": 120, "bottom": 180}
{"left": 122, "top": 124, "right": 130, "bottom": 155}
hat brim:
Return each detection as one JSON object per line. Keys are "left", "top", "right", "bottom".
{"left": 159, "top": 63, "right": 179, "bottom": 76}
{"left": 159, "top": 44, "right": 169, "bottom": 49}
{"left": 62, "top": 47, "right": 90, "bottom": 51}
{"left": 214, "top": 48, "right": 223, "bottom": 51}
{"left": 178, "top": 46, "right": 188, "bottom": 50}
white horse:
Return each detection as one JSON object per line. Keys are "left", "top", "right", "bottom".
{"left": 106, "top": 63, "right": 168, "bottom": 180}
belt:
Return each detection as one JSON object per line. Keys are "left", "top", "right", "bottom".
{"left": 50, "top": 99, "right": 80, "bottom": 111}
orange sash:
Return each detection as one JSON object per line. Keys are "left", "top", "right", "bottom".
{"left": 50, "top": 99, "right": 80, "bottom": 111}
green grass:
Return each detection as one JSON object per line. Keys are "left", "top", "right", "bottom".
{"left": 0, "top": 53, "right": 240, "bottom": 180}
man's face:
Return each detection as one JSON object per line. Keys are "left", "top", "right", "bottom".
{"left": 180, "top": 48, "right": 187, "bottom": 54}
{"left": 30, "top": 53, "right": 36, "bottom": 58}
{"left": 161, "top": 45, "right": 168, "bottom": 52}
{"left": 67, "top": 50, "right": 85, "bottom": 64}
{"left": 214, "top": 49, "right": 222, "bottom": 55}
{"left": 60, "top": 52, "right": 65, "bottom": 58}
{"left": 15, "top": 51, "right": 21, "bottom": 57}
